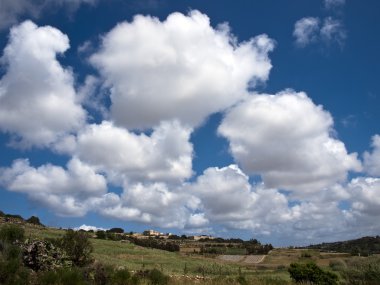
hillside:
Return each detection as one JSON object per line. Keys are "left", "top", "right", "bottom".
{"left": 305, "top": 236, "right": 380, "bottom": 255}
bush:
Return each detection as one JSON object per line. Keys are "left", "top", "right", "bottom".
{"left": 342, "top": 256, "right": 380, "bottom": 285}
{"left": 108, "top": 228, "right": 124, "bottom": 234}
{"left": 20, "top": 239, "right": 71, "bottom": 271}
{"left": 26, "top": 216, "right": 43, "bottom": 226}
{"left": 111, "top": 268, "right": 132, "bottom": 285}
{"left": 96, "top": 230, "right": 107, "bottom": 239}
{"left": 38, "top": 267, "right": 86, "bottom": 285}
{"left": 236, "top": 275, "right": 248, "bottom": 285}
{"left": 329, "top": 259, "right": 346, "bottom": 271}
{"left": 59, "top": 230, "right": 93, "bottom": 267}
{"left": 0, "top": 258, "right": 30, "bottom": 285}
{"left": 148, "top": 268, "right": 169, "bottom": 285}
{"left": 0, "top": 224, "right": 25, "bottom": 243}
{"left": 288, "top": 262, "right": 338, "bottom": 285}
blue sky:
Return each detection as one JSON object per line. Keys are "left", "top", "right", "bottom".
{"left": 0, "top": 0, "right": 379, "bottom": 246}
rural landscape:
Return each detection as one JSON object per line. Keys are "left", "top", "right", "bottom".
{"left": 1, "top": 211, "right": 380, "bottom": 284}
{"left": 1, "top": 0, "right": 380, "bottom": 284}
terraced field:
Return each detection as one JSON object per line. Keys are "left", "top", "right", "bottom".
{"left": 217, "top": 254, "right": 266, "bottom": 264}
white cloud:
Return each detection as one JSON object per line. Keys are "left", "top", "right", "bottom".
{"left": 324, "top": 0, "right": 345, "bottom": 10}
{"left": 293, "top": 17, "right": 320, "bottom": 47}
{"left": 218, "top": 91, "right": 362, "bottom": 195}
{"left": 364, "top": 135, "right": 380, "bottom": 176}
{"left": 187, "top": 213, "right": 209, "bottom": 228}
{"left": 91, "top": 10, "right": 274, "bottom": 129}
{"left": 0, "top": 158, "right": 107, "bottom": 216}
{"left": 0, "top": 0, "right": 97, "bottom": 30}
{"left": 75, "top": 224, "right": 107, "bottom": 231}
{"left": 0, "top": 21, "right": 86, "bottom": 148}
{"left": 187, "top": 165, "right": 294, "bottom": 232}
{"left": 101, "top": 182, "right": 194, "bottom": 228}
{"left": 293, "top": 16, "right": 346, "bottom": 48}
{"left": 348, "top": 177, "right": 380, "bottom": 216}
{"left": 74, "top": 120, "right": 193, "bottom": 184}
{"left": 320, "top": 17, "right": 346, "bottom": 47}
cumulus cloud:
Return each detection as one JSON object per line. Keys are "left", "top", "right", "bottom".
{"left": 101, "top": 182, "right": 195, "bottom": 228}
{"left": 218, "top": 91, "right": 362, "bottom": 194}
{"left": 363, "top": 135, "right": 380, "bottom": 176}
{"left": 75, "top": 224, "right": 107, "bottom": 231}
{"left": 348, "top": 177, "right": 380, "bottom": 216}
{"left": 293, "top": 17, "right": 320, "bottom": 47}
{"left": 343, "top": 177, "right": 380, "bottom": 236}
{"left": 0, "top": 0, "right": 97, "bottom": 30}
{"left": 187, "top": 165, "right": 294, "bottom": 231}
{"left": 0, "top": 158, "right": 107, "bottom": 216}
{"left": 73, "top": 120, "right": 193, "bottom": 184}
{"left": 91, "top": 10, "right": 274, "bottom": 129}
{"left": 0, "top": 21, "right": 86, "bottom": 147}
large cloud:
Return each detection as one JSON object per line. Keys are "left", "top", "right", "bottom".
{"left": 348, "top": 177, "right": 380, "bottom": 216}
{"left": 101, "top": 182, "right": 196, "bottom": 228}
{"left": 187, "top": 165, "right": 294, "bottom": 231}
{"left": 73, "top": 120, "right": 193, "bottom": 184}
{"left": 0, "top": 158, "right": 107, "bottom": 216}
{"left": 218, "top": 91, "right": 362, "bottom": 194}
{"left": 0, "top": 21, "right": 86, "bottom": 147}
{"left": 363, "top": 135, "right": 380, "bottom": 176}
{"left": 91, "top": 10, "right": 274, "bottom": 129}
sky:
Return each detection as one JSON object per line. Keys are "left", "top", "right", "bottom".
{"left": 0, "top": 0, "right": 379, "bottom": 246}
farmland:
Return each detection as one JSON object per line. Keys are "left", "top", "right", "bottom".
{"left": 2, "top": 218, "right": 380, "bottom": 284}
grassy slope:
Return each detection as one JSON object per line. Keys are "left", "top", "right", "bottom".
{"left": 21, "top": 223, "right": 364, "bottom": 283}
{"left": 21, "top": 223, "right": 292, "bottom": 281}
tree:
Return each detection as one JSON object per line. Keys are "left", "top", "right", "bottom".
{"left": 26, "top": 216, "right": 43, "bottom": 226}
{"left": 59, "top": 230, "right": 93, "bottom": 267}
{"left": 96, "top": 230, "right": 106, "bottom": 239}
{"left": 107, "top": 228, "right": 124, "bottom": 234}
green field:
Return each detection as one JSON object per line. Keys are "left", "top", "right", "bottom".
{"left": 7, "top": 222, "right": 378, "bottom": 284}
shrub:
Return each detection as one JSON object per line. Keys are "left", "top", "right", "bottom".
{"left": 111, "top": 268, "right": 132, "bottom": 285}
{"left": 148, "top": 268, "right": 169, "bottom": 285}
{"left": 59, "top": 229, "right": 93, "bottom": 267}
{"left": 342, "top": 256, "right": 380, "bottom": 285}
{"left": 0, "top": 258, "right": 30, "bottom": 285}
{"left": 108, "top": 228, "right": 124, "bottom": 234}
{"left": 20, "top": 239, "right": 71, "bottom": 271}
{"left": 288, "top": 262, "right": 338, "bottom": 285}
{"left": 26, "top": 216, "right": 43, "bottom": 226}
{"left": 236, "top": 275, "right": 248, "bottom": 285}
{"left": 329, "top": 259, "right": 346, "bottom": 271}
{"left": 96, "top": 230, "right": 107, "bottom": 239}
{"left": 0, "top": 224, "right": 25, "bottom": 243}
{"left": 38, "top": 267, "right": 86, "bottom": 285}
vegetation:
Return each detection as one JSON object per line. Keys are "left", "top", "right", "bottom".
{"left": 26, "top": 216, "right": 43, "bottom": 226}
{"left": 0, "top": 224, "right": 25, "bottom": 243}
{"left": 129, "top": 236, "right": 180, "bottom": 252}
{"left": 107, "top": 228, "right": 124, "bottom": 234}
{"left": 2, "top": 212, "right": 380, "bottom": 284}
{"left": 306, "top": 235, "right": 380, "bottom": 256}
{"left": 59, "top": 229, "right": 94, "bottom": 267}
{"left": 288, "top": 262, "right": 338, "bottom": 284}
